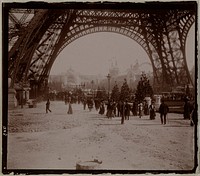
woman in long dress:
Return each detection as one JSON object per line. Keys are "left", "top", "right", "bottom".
{"left": 99, "top": 101, "right": 105, "bottom": 115}
{"left": 107, "top": 101, "right": 114, "bottom": 119}
{"left": 183, "top": 97, "right": 191, "bottom": 119}
{"left": 67, "top": 97, "right": 73, "bottom": 114}
{"left": 138, "top": 102, "right": 143, "bottom": 118}
{"left": 149, "top": 102, "right": 156, "bottom": 120}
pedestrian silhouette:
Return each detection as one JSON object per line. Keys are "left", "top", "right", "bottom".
{"left": 138, "top": 102, "right": 143, "bottom": 118}
{"left": 67, "top": 97, "right": 73, "bottom": 114}
{"left": 121, "top": 101, "right": 125, "bottom": 124}
{"left": 99, "top": 101, "right": 105, "bottom": 115}
{"left": 159, "top": 99, "right": 169, "bottom": 124}
{"left": 149, "top": 101, "right": 156, "bottom": 120}
{"left": 46, "top": 99, "right": 52, "bottom": 113}
{"left": 125, "top": 100, "right": 130, "bottom": 120}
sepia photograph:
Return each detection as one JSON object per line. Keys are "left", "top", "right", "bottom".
{"left": 2, "top": 1, "right": 198, "bottom": 174}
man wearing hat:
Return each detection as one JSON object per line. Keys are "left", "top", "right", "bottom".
{"left": 158, "top": 99, "right": 169, "bottom": 124}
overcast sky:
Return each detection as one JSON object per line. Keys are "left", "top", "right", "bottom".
{"left": 50, "top": 24, "right": 195, "bottom": 76}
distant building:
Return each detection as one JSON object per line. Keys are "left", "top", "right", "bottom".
{"left": 109, "top": 61, "right": 119, "bottom": 77}
{"left": 49, "top": 67, "right": 103, "bottom": 91}
{"left": 49, "top": 61, "right": 153, "bottom": 92}
{"left": 64, "top": 67, "right": 80, "bottom": 87}
{"left": 126, "top": 61, "right": 141, "bottom": 88}
{"left": 105, "top": 60, "right": 152, "bottom": 90}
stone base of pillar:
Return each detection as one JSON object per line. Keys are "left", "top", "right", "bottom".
{"left": 8, "top": 88, "right": 17, "bottom": 109}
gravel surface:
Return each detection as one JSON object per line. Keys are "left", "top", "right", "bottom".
{"left": 7, "top": 101, "right": 196, "bottom": 172}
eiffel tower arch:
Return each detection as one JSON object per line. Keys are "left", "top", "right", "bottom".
{"left": 5, "top": 2, "right": 196, "bottom": 97}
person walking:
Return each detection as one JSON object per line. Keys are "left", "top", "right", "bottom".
{"left": 158, "top": 99, "right": 169, "bottom": 124}
{"left": 64, "top": 95, "right": 67, "bottom": 105}
{"left": 125, "top": 100, "right": 131, "bottom": 120}
{"left": 149, "top": 101, "right": 156, "bottom": 120}
{"left": 143, "top": 101, "right": 149, "bottom": 115}
{"left": 113, "top": 101, "right": 117, "bottom": 117}
{"left": 67, "top": 97, "right": 73, "bottom": 114}
{"left": 121, "top": 101, "right": 125, "bottom": 124}
{"left": 87, "top": 98, "right": 93, "bottom": 111}
{"left": 99, "top": 101, "right": 105, "bottom": 115}
{"left": 138, "top": 102, "right": 143, "bottom": 118}
{"left": 107, "top": 100, "right": 114, "bottom": 119}
{"left": 83, "top": 99, "right": 87, "bottom": 110}
{"left": 46, "top": 99, "right": 52, "bottom": 113}
{"left": 132, "top": 101, "right": 137, "bottom": 116}
{"left": 183, "top": 97, "right": 191, "bottom": 119}
{"left": 117, "top": 101, "right": 122, "bottom": 117}
{"left": 190, "top": 102, "right": 196, "bottom": 126}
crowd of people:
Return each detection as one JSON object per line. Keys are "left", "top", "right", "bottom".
{"left": 65, "top": 97, "right": 168, "bottom": 125}
{"left": 45, "top": 94, "right": 196, "bottom": 126}
{"left": 82, "top": 98, "right": 153, "bottom": 124}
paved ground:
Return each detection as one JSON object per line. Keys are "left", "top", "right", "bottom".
{"left": 7, "top": 101, "right": 196, "bottom": 171}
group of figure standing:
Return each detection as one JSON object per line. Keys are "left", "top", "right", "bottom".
{"left": 102, "top": 100, "right": 131, "bottom": 124}
{"left": 97, "top": 99, "right": 156, "bottom": 124}
{"left": 45, "top": 96, "right": 195, "bottom": 126}
{"left": 46, "top": 98, "right": 73, "bottom": 114}
{"left": 98, "top": 99, "right": 171, "bottom": 125}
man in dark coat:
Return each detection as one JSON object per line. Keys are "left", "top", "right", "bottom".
{"left": 132, "top": 101, "right": 137, "bottom": 116}
{"left": 121, "top": 101, "right": 125, "bottom": 124}
{"left": 46, "top": 99, "right": 52, "bottom": 113}
{"left": 125, "top": 100, "right": 131, "bottom": 120}
{"left": 190, "top": 102, "right": 196, "bottom": 126}
{"left": 149, "top": 101, "right": 156, "bottom": 120}
{"left": 117, "top": 101, "right": 122, "bottom": 117}
{"left": 83, "top": 99, "right": 87, "bottom": 110}
{"left": 159, "top": 100, "right": 169, "bottom": 124}
{"left": 99, "top": 101, "right": 105, "bottom": 115}
{"left": 183, "top": 97, "right": 191, "bottom": 119}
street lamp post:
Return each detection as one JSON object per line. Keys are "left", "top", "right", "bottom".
{"left": 107, "top": 73, "right": 111, "bottom": 100}
{"left": 91, "top": 80, "right": 94, "bottom": 99}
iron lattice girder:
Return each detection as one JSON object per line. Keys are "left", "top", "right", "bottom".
{"left": 8, "top": 9, "right": 49, "bottom": 81}
{"left": 8, "top": 9, "right": 68, "bottom": 83}
{"left": 140, "top": 11, "right": 195, "bottom": 86}
{"left": 8, "top": 9, "right": 35, "bottom": 41}
{"left": 55, "top": 9, "right": 195, "bottom": 86}
{"left": 7, "top": 6, "right": 196, "bottom": 88}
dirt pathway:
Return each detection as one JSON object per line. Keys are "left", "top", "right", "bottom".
{"left": 7, "top": 101, "right": 195, "bottom": 171}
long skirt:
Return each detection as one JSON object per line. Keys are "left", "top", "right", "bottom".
{"left": 150, "top": 110, "right": 155, "bottom": 120}
{"left": 99, "top": 106, "right": 105, "bottom": 115}
{"left": 68, "top": 103, "right": 73, "bottom": 114}
{"left": 107, "top": 109, "right": 114, "bottom": 118}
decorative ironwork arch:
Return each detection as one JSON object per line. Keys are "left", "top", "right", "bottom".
{"left": 53, "top": 25, "right": 159, "bottom": 80}
{"left": 57, "top": 26, "right": 151, "bottom": 57}
{"left": 5, "top": 2, "right": 196, "bottom": 95}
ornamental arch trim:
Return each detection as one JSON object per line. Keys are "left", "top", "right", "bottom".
{"left": 54, "top": 25, "right": 158, "bottom": 75}
{"left": 6, "top": 6, "right": 196, "bottom": 91}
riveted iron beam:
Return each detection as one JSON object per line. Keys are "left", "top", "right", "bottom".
{"left": 5, "top": 3, "right": 196, "bottom": 92}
